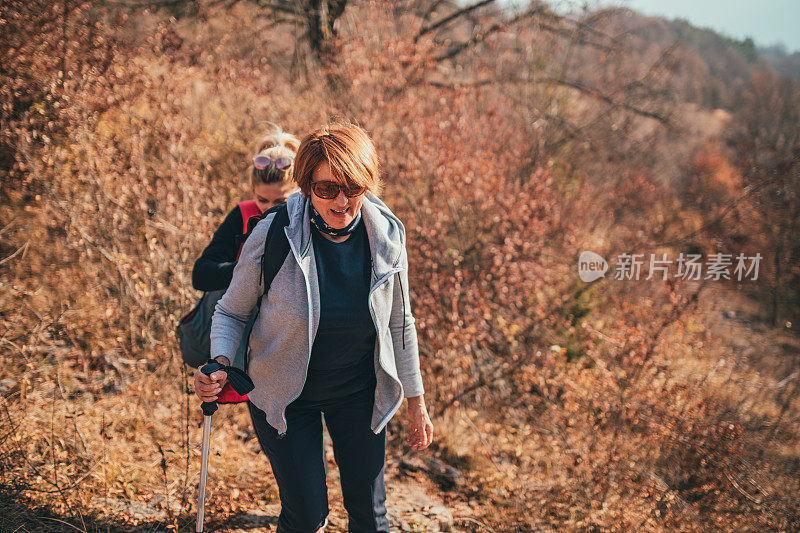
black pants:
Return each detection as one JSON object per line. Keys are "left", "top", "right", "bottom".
{"left": 247, "top": 383, "right": 390, "bottom": 533}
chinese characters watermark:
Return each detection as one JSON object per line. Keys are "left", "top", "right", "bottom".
{"left": 578, "top": 251, "right": 762, "bottom": 283}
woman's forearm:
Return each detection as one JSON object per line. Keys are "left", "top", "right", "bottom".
{"left": 192, "top": 259, "right": 236, "bottom": 291}
{"left": 210, "top": 306, "right": 250, "bottom": 362}
{"left": 191, "top": 206, "right": 242, "bottom": 291}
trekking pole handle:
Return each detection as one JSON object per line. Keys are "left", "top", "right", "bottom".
{"left": 198, "top": 360, "right": 255, "bottom": 417}
{"left": 199, "top": 360, "right": 224, "bottom": 416}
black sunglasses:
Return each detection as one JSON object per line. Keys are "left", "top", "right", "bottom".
{"left": 310, "top": 180, "right": 366, "bottom": 199}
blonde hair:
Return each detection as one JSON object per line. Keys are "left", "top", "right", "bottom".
{"left": 249, "top": 123, "right": 300, "bottom": 186}
{"left": 293, "top": 122, "right": 382, "bottom": 196}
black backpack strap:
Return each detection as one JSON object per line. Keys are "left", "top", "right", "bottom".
{"left": 259, "top": 202, "right": 291, "bottom": 296}
{"left": 244, "top": 202, "right": 290, "bottom": 374}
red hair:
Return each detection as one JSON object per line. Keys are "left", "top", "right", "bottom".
{"left": 293, "top": 122, "right": 382, "bottom": 196}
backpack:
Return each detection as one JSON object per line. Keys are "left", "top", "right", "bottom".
{"left": 177, "top": 201, "right": 290, "bottom": 402}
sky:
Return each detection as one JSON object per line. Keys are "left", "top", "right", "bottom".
{"left": 498, "top": 0, "right": 800, "bottom": 52}
{"left": 609, "top": 0, "right": 800, "bottom": 52}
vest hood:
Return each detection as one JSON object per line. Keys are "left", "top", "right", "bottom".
{"left": 284, "top": 190, "right": 406, "bottom": 281}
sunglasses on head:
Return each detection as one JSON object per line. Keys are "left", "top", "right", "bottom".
{"left": 310, "top": 180, "right": 366, "bottom": 199}
{"left": 253, "top": 154, "right": 293, "bottom": 171}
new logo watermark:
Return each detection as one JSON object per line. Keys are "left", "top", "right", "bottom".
{"left": 578, "top": 251, "right": 762, "bottom": 282}
{"left": 578, "top": 251, "right": 609, "bottom": 282}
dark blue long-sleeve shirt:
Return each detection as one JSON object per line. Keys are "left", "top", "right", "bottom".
{"left": 294, "top": 218, "right": 377, "bottom": 403}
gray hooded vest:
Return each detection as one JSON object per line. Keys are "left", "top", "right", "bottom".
{"left": 210, "top": 190, "right": 425, "bottom": 437}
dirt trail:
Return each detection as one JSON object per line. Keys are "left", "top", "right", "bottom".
{"left": 700, "top": 284, "right": 800, "bottom": 383}
{"left": 215, "top": 421, "right": 473, "bottom": 533}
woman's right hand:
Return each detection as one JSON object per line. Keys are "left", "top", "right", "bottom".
{"left": 194, "top": 358, "right": 229, "bottom": 402}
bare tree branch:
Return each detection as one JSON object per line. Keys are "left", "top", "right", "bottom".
{"left": 415, "top": 0, "right": 495, "bottom": 43}
{"left": 434, "top": 6, "right": 545, "bottom": 62}
{"left": 564, "top": 8, "right": 625, "bottom": 48}
{"left": 541, "top": 77, "right": 669, "bottom": 122}
{"left": 423, "top": 74, "right": 670, "bottom": 123}
{"left": 535, "top": 19, "right": 615, "bottom": 52}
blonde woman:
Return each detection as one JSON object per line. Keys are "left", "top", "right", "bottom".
{"left": 192, "top": 124, "right": 299, "bottom": 292}
{"left": 196, "top": 122, "right": 434, "bottom": 532}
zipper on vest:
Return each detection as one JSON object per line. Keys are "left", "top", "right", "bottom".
{"left": 278, "top": 227, "right": 315, "bottom": 438}
{"left": 397, "top": 272, "right": 406, "bottom": 349}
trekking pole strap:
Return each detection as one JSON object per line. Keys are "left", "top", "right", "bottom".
{"left": 199, "top": 360, "right": 255, "bottom": 416}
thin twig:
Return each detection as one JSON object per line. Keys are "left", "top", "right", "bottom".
{"left": 0, "top": 241, "right": 30, "bottom": 266}
{"left": 452, "top": 515, "right": 496, "bottom": 532}
{"left": 0, "top": 397, "right": 98, "bottom": 494}
{"left": 0, "top": 218, "right": 16, "bottom": 237}
{"left": 55, "top": 373, "right": 90, "bottom": 455}
{"left": 39, "top": 516, "right": 87, "bottom": 533}
{"left": 180, "top": 350, "right": 191, "bottom": 513}
{"left": 458, "top": 405, "right": 505, "bottom": 474}
{"left": 724, "top": 468, "right": 763, "bottom": 504}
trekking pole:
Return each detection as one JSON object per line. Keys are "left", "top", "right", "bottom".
{"left": 196, "top": 394, "right": 216, "bottom": 533}
{"left": 195, "top": 360, "right": 255, "bottom": 533}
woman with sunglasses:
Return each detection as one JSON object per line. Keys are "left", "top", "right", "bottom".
{"left": 197, "top": 122, "right": 434, "bottom": 533}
